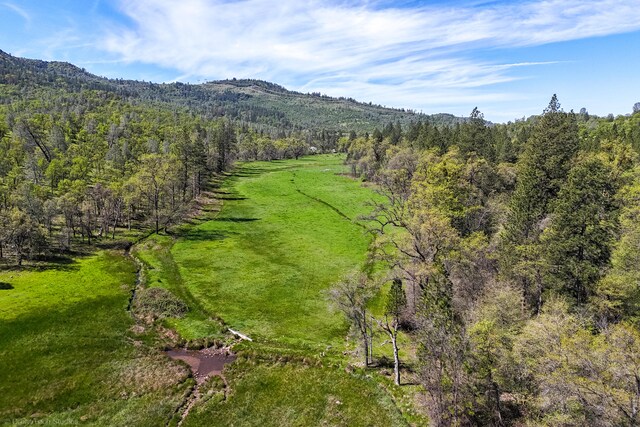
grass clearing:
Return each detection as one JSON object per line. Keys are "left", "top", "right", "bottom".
{"left": 0, "top": 154, "right": 423, "bottom": 426}
{"left": 139, "top": 154, "right": 420, "bottom": 425}
{"left": 184, "top": 360, "right": 407, "bottom": 427}
{"left": 0, "top": 251, "right": 190, "bottom": 425}
{"left": 169, "top": 155, "right": 377, "bottom": 349}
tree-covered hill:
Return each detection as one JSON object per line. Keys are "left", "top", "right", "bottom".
{"left": 0, "top": 49, "right": 463, "bottom": 134}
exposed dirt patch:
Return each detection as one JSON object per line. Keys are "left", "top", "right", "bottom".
{"left": 167, "top": 347, "right": 236, "bottom": 426}
{"left": 167, "top": 347, "right": 237, "bottom": 384}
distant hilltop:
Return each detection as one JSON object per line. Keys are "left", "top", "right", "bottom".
{"left": 0, "top": 49, "right": 466, "bottom": 133}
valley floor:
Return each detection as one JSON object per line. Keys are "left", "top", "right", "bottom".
{"left": 0, "top": 155, "right": 425, "bottom": 426}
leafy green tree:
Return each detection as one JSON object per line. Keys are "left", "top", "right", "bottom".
{"left": 285, "top": 137, "right": 307, "bottom": 160}
{"left": 514, "top": 299, "right": 640, "bottom": 426}
{"left": 128, "top": 154, "right": 179, "bottom": 234}
{"left": 467, "top": 283, "right": 525, "bottom": 426}
{"left": 410, "top": 149, "right": 477, "bottom": 235}
{"left": 593, "top": 171, "right": 640, "bottom": 323}
{"left": 6, "top": 208, "right": 47, "bottom": 265}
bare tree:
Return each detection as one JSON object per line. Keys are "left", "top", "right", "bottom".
{"left": 373, "top": 278, "right": 407, "bottom": 385}
{"left": 330, "top": 272, "right": 376, "bottom": 366}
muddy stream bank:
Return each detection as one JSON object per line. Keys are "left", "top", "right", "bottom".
{"left": 166, "top": 347, "right": 237, "bottom": 383}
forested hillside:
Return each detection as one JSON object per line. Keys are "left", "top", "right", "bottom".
{"left": 0, "top": 49, "right": 462, "bottom": 134}
{"left": 342, "top": 96, "right": 640, "bottom": 425}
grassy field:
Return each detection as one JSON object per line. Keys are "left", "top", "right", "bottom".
{"left": 0, "top": 155, "right": 423, "bottom": 426}
{"left": 143, "top": 155, "right": 377, "bottom": 350}
{"left": 184, "top": 360, "right": 406, "bottom": 427}
{"left": 132, "top": 154, "right": 423, "bottom": 425}
{"left": 0, "top": 251, "right": 191, "bottom": 425}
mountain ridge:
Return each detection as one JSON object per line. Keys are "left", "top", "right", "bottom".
{"left": 0, "top": 49, "right": 466, "bottom": 133}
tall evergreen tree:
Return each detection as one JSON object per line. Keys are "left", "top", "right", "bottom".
{"left": 542, "top": 155, "right": 618, "bottom": 304}
{"left": 458, "top": 107, "right": 494, "bottom": 161}
{"left": 504, "top": 95, "right": 579, "bottom": 243}
{"left": 501, "top": 95, "right": 580, "bottom": 309}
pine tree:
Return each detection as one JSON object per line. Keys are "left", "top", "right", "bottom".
{"left": 542, "top": 155, "right": 618, "bottom": 304}
{"left": 501, "top": 95, "right": 580, "bottom": 309}
{"left": 503, "top": 95, "right": 579, "bottom": 243}
{"left": 458, "top": 107, "right": 494, "bottom": 161}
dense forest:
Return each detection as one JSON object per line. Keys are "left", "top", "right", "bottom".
{"left": 342, "top": 96, "right": 640, "bottom": 425}
{"left": 2, "top": 49, "right": 640, "bottom": 426}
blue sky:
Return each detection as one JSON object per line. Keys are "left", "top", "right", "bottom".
{"left": 1, "top": 0, "right": 639, "bottom": 122}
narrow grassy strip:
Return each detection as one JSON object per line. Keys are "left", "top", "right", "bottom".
{"left": 133, "top": 235, "right": 226, "bottom": 341}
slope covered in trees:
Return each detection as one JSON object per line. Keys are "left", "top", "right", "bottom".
{"left": 342, "top": 96, "right": 640, "bottom": 426}
{"left": 0, "top": 49, "right": 462, "bottom": 135}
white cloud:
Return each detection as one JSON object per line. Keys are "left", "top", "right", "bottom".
{"left": 2, "top": 2, "right": 31, "bottom": 26}
{"left": 99, "top": 0, "right": 640, "bottom": 117}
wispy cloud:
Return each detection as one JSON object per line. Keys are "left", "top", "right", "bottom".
{"left": 2, "top": 2, "right": 31, "bottom": 26}
{"left": 99, "top": 0, "right": 640, "bottom": 115}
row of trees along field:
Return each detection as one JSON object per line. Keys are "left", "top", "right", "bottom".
{"left": 0, "top": 89, "right": 336, "bottom": 265}
{"left": 339, "top": 96, "right": 640, "bottom": 426}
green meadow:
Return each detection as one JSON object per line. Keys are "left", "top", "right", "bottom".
{"left": 184, "top": 361, "right": 406, "bottom": 427}
{"left": 1, "top": 155, "right": 418, "bottom": 426}
{"left": 0, "top": 251, "right": 190, "bottom": 425}
{"left": 137, "top": 154, "right": 418, "bottom": 426}
{"left": 142, "top": 155, "right": 377, "bottom": 349}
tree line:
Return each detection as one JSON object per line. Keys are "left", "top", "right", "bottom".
{"left": 334, "top": 96, "right": 640, "bottom": 426}
{"left": 0, "top": 87, "right": 332, "bottom": 265}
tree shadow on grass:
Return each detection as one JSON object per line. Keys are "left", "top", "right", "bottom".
{"left": 233, "top": 171, "right": 263, "bottom": 178}
{"left": 210, "top": 188, "right": 247, "bottom": 201}
{"left": 217, "top": 196, "right": 248, "bottom": 201}
{"left": 214, "top": 217, "right": 259, "bottom": 223}
{"left": 235, "top": 167, "right": 271, "bottom": 174}
{"left": 0, "top": 254, "right": 80, "bottom": 273}
{"left": 0, "top": 282, "right": 13, "bottom": 290}
{"left": 184, "top": 229, "right": 233, "bottom": 242}
{"left": 201, "top": 207, "right": 222, "bottom": 213}
{"left": 95, "top": 240, "right": 134, "bottom": 251}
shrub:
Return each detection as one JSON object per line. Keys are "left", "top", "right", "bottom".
{"left": 134, "top": 287, "right": 188, "bottom": 320}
